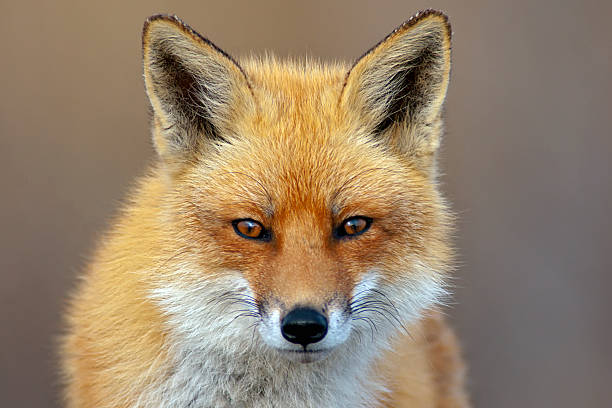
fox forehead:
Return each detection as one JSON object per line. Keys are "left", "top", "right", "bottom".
{"left": 185, "top": 58, "right": 422, "bottom": 212}
{"left": 190, "top": 126, "right": 419, "bottom": 225}
{"left": 193, "top": 150, "right": 417, "bottom": 228}
{"left": 232, "top": 58, "right": 365, "bottom": 157}
{"left": 241, "top": 58, "right": 349, "bottom": 129}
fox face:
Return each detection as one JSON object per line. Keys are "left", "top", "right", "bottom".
{"left": 142, "top": 12, "right": 452, "bottom": 364}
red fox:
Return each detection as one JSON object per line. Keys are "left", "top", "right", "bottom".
{"left": 62, "top": 9, "right": 469, "bottom": 407}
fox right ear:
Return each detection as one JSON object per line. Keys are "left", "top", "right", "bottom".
{"left": 340, "top": 10, "right": 451, "bottom": 157}
{"left": 143, "top": 15, "right": 254, "bottom": 162}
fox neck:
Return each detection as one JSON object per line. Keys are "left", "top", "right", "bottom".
{"left": 142, "top": 274, "right": 390, "bottom": 408}
{"left": 147, "top": 335, "right": 386, "bottom": 408}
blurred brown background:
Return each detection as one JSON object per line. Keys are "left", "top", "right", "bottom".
{"left": 1, "top": 0, "right": 611, "bottom": 406}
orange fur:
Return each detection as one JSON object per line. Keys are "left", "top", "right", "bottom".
{"left": 62, "top": 10, "right": 469, "bottom": 407}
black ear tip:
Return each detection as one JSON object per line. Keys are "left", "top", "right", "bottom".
{"left": 397, "top": 9, "right": 451, "bottom": 38}
{"left": 143, "top": 14, "right": 188, "bottom": 40}
{"left": 144, "top": 14, "right": 185, "bottom": 28}
{"left": 142, "top": 14, "right": 208, "bottom": 50}
{"left": 143, "top": 14, "right": 179, "bottom": 49}
{"left": 141, "top": 14, "right": 238, "bottom": 68}
{"left": 413, "top": 9, "right": 450, "bottom": 21}
{"left": 347, "top": 9, "right": 451, "bottom": 76}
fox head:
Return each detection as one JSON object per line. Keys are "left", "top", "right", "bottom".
{"left": 141, "top": 11, "right": 452, "bottom": 364}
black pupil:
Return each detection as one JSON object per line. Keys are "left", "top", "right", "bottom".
{"left": 244, "top": 222, "right": 256, "bottom": 234}
{"left": 346, "top": 219, "right": 362, "bottom": 234}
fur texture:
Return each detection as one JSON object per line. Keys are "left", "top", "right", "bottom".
{"left": 62, "top": 10, "right": 469, "bottom": 407}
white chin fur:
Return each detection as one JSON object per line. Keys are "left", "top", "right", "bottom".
{"left": 276, "top": 348, "right": 333, "bottom": 363}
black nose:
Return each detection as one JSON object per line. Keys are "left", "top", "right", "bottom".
{"left": 281, "top": 307, "right": 328, "bottom": 347}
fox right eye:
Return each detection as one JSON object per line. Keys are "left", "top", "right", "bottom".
{"left": 232, "top": 219, "right": 269, "bottom": 241}
{"left": 334, "top": 216, "right": 372, "bottom": 239}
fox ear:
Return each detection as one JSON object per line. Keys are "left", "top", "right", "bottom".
{"left": 142, "top": 15, "right": 253, "bottom": 161}
{"left": 341, "top": 10, "right": 451, "bottom": 156}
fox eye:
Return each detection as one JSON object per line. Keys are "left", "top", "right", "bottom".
{"left": 232, "top": 219, "right": 268, "bottom": 240}
{"left": 336, "top": 216, "right": 372, "bottom": 238}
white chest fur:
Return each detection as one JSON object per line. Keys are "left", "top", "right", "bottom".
{"left": 141, "top": 341, "right": 385, "bottom": 408}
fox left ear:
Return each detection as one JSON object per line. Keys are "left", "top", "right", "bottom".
{"left": 341, "top": 10, "right": 451, "bottom": 157}
{"left": 142, "top": 15, "right": 254, "bottom": 163}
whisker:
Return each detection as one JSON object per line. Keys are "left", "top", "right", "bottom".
{"left": 351, "top": 316, "right": 377, "bottom": 343}
{"left": 349, "top": 287, "right": 410, "bottom": 336}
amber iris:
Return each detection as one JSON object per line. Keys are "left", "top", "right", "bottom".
{"left": 340, "top": 216, "right": 371, "bottom": 237}
{"left": 233, "top": 219, "right": 265, "bottom": 239}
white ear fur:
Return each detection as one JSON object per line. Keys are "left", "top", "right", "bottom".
{"left": 142, "top": 15, "right": 254, "bottom": 161}
{"left": 341, "top": 10, "right": 452, "bottom": 156}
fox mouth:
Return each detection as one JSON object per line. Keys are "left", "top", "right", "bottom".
{"left": 276, "top": 347, "right": 332, "bottom": 363}
{"left": 282, "top": 348, "right": 327, "bottom": 354}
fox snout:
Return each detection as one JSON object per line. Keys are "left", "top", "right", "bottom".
{"left": 256, "top": 293, "right": 354, "bottom": 363}
{"left": 280, "top": 307, "right": 328, "bottom": 347}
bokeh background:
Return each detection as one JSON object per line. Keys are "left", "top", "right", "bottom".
{"left": 2, "top": 0, "right": 611, "bottom": 406}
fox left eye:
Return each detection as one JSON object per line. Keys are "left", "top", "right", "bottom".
{"left": 336, "top": 216, "right": 372, "bottom": 238}
{"left": 232, "top": 219, "right": 268, "bottom": 240}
